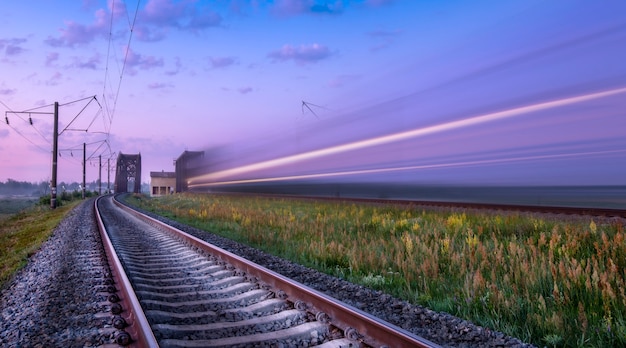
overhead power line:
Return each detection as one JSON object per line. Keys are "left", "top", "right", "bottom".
{"left": 104, "top": 0, "right": 141, "bottom": 129}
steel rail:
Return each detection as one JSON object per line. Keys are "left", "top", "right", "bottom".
{"left": 94, "top": 196, "right": 159, "bottom": 347}
{"left": 113, "top": 196, "right": 441, "bottom": 348}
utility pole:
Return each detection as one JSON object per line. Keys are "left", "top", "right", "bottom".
{"left": 99, "top": 155, "right": 102, "bottom": 195}
{"left": 82, "top": 142, "right": 86, "bottom": 199}
{"left": 51, "top": 102, "right": 59, "bottom": 209}
{"left": 107, "top": 158, "right": 110, "bottom": 194}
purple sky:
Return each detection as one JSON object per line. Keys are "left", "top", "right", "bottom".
{"left": 1, "top": 0, "right": 625, "bottom": 187}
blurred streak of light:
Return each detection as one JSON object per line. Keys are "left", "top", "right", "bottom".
{"left": 189, "top": 149, "right": 626, "bottom": 188}
{"left": 189, "top": 86, "right": 626, "bottom": 185}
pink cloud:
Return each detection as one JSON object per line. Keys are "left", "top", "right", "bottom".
{"left": 142, "top": 0, "right": 188, "bottom": 26}
{"left": 133, "top": 25, "right": 167, "bottom": 42}
{"left": 209, "top": 56, "right": 236, "bottom": 69}
{"left": 268, "top": 43, "right": 332, "bottom": 65}
{"left": 45, "top": 8, "right": 108, "bottom": 47}
{"left": 46, "top": 0, "right": 221, "bottom": 47}
{"left": 0, "top": 38, "right": 27, "bottom": 56}
{"left": 0, "top": 87, "right": 16, "bottom": 96}
{"left": 46, "top": 72, "right": 64, "bottom": 86}
{"left": 124, "top": 47, "right": 163, "bottom": 75}
{"left": 5, "top": 45, "right": 26, "bottom": 56}
{"left": 139, "top": 0, "right": 222, "bottom": 31}
{"left": 271, "top": 0, "right": 307, "bottom": 16}
{"left": 45, "top": 52, "right": 60, "bottom": 66}
{"left": 108, "top": 0, "right": 128, "bottom": 20}
{"left": 187, "top": 10, "right": 222, "bottom": 30}
{"left": 165, "top": 57, "right": 182, "bottom": 75}
{"left": 72, "top": 53, "right": 101, "bottom": 69}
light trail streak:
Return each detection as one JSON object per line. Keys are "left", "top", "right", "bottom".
{"left": 189, "top": 86, "right": 626, "bottom": 185}
{"left": 188, "top": 149, "right": 626, "bottom": 188}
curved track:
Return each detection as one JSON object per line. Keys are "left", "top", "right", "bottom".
{"left": 95, "top": 195, "right": 440, "bottom": 347}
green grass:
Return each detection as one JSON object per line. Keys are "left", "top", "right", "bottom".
{"left": 0, "top": 200, "right": 80, "bottom": 288}
{"left": 124, "top": 193, "right": 626, "bottom": 347}
{"left": 0, "top": 197, "right": 38, "bottom": 220}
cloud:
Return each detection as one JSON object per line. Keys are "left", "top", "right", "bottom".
{"left": 46, "top": 72, "right": 64, "bottom": 86}
{"left": 268, "top": 43, "right": 332, "bottom": 65}
{"left": 133, "top": 25, "right": 167, "bottom": 42}
{"left": 310, "top": 2, "right": 344, "bottom": 14}
{"left": 148, "top": 82, "right": 173, "bottom": 89}
{"left": 238, "top": 87, "right": 253, "bottom": 94}
{"left": 228, "top": 0, "right": 248, "bottom": 15}
{"left": 46, "top": 52, "right": 60, "bottom": 66}
{"left": 0, "top": 88, "right": 16, "bottom": 96}
{"left": 187, "top": 9, "right": 222, "bottom": 30}
{"left": 5, "top": 45, "right": 26, "bottom": 56}
{"left": 124, "top": 47, "right": 163, "bottom": 75}
{"left": 46, "top": 0, "right": 221, "bottom": 47}
{"left": 271, "top": 0, "right": 344, "bottom": 16}
{"left": 142, "top": 0, "right": 188, "bottom": 26}
{"left": 45, "top": 8, "right": 108, "bottom": 47}
{"left": 108, "top": 0, "right": 128, "bottom": 20}
{"left": 72, "top": 53, "right": 101, "bottom": 69}
{"left": 165, "top": 57, "right": 182, "bottom": 75}
{"left": 209, "top": 56, "right": 236, "bottom": 69}
{"left": 0, "top": 38, "right": 27, "bottom": 56}
{"left": 139, "top": 0, "right": 222, "bottom": 32}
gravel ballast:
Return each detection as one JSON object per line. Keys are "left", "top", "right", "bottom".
{"left": 0, "top": 199, "right": 122, "bottom": 347}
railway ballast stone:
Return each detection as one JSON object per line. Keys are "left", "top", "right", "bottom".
{"left": 0, "top": 199, "right": 118, "bottom": 347}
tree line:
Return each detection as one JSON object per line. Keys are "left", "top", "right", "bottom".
{"left": 0, "top": 179, "right": 110, "bottom": 196}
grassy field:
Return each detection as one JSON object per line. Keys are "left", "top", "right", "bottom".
{"left": 126, "top": 193, "right": 626, "bottom": 347}
{"left": 0, "top": 199, "right": 80, "bottom": 288}
{"left": 0, "top": 196, "right": 38, "bottom": 220}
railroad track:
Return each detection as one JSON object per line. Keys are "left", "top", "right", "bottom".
{"left": 95, "top": 195, "right": 440, "bottom": 347}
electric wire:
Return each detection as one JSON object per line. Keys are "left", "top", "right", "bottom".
{"left": 1, "top": 122, "right": 49, "bottom": 153}
{"left": 59, "top": 96, "right": 97, "bottom": 135}
{"left": 1, "top": 99, "right": 51, "bottom": 151}
{"left": 102, "top": 0, "right": 116, "bottom": 126}
{"left": 110, "top": 0, "right": 141, "bottom": 126}
{"left": 21, "top": 103, "right": 55, "bottom": 112}
{"left": 58, "top": 95, "right": 95, "bottom": 106}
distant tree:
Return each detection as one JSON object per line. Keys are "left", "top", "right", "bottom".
{"left": 0, "top": 179, "right": 39, "bottom": 196}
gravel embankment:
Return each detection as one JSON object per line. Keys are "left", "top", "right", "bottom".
{"left": 0, "top": 199, "right": 122, "bottom": 347}
{"left": 121, "top": 197, "right": 536, "bottom": 348}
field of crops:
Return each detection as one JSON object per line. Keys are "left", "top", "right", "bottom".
{"left": 127, "top": 193, "right": 626, "bottom": 347}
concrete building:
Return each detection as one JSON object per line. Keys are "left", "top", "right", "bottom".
{"left": 150, "top": 171, "right": 176, "bottom": 197}
{"left": 175, "top": 150, "right": 204, "bottom": 192}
